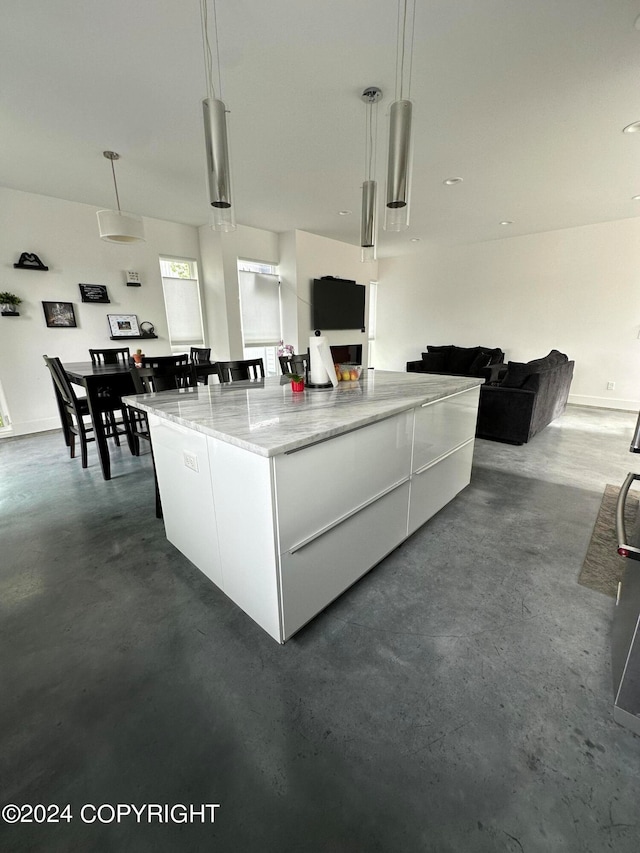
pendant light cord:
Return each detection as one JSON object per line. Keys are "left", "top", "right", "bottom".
{"left": 396, "top": 0, "right": 416, "bottom": 101}
{"left": 200, "top": 0, "right": 222, "bottom": 101}
{"left": 110, "top": 157, "right": 122, "bottom": 213}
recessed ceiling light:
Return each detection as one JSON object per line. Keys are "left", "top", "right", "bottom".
{"left": 500, "top": 220, "right": 513, "bottom": 226}
{"left": 635, "top": 14, "right": 640, "bottom": 30}
{"left": 338, "top": 209, "right": 352, "bottom": 216}
{"left": 409, "top": 237, "right": 421, "bottom": 242}
{"left": 623, "top": 121, "right": 640, "bottom": 133}
{"left": 633, "top": 195, "right": 640, "bottom": 201}
{"left": 443, "top": 177, "right": 463, "bottom": 185}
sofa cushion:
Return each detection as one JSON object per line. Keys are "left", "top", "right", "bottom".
{"left": 501, "top": 350, "right": 569, "bottom": 388}
{"left": 468, "top": 347, "right": 503, "bottom": 376}
{"left": 418, "top": 351, "right": 447, "bottom": 372}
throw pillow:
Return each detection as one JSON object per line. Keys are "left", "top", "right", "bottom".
{"left": 500, "top": 361, "right": 530, "bottom": 388}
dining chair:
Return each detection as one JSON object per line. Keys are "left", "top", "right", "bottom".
{"left": 89, "top": 347, "right": 131, "bottom": 366}
{"left": 44, "top": 355, "right": 94, "bottom": 467}
{"left": 127, "top": 363, "right": 198, "bottom": 518}
{"left": 190, "top": 347, "right": 213, "bottom": 385}
{"left": 190, "top": 347, "right": 211, "bottom": 364}
{"left": 140, "top": 354, "right": 190, "bottom": 369}
{"left": 216, "top": 358, "right": 265, "bottom": 382}
{"left": 279, "top": 353, "right": 309, "bottom": 377}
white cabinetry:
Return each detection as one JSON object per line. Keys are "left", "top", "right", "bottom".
{"left": 148, "top": 385, "right": 479, "bottom": 643}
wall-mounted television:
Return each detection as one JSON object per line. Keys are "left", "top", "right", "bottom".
{"left": 311, "top": 277, "right": 366, "bottom": 331}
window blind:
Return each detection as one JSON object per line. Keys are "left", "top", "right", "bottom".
{"left": 238, "top": 272, "right": 281, "bottom": 346}
{"left": 161, "top": 277, "right": 204, "bottom": 345}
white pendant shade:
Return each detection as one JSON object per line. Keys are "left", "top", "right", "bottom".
{"left": 97, "top": 209, "right": 145, "bottom": 243}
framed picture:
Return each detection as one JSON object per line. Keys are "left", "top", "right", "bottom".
{"left": 107, "top": 313, "right": 140, "bottom": 338}
{"left": 42, "top": 301, "right": 77, "bottom": 328}
{"left": 79, "top": 283, "right": 109, "bottom": 303}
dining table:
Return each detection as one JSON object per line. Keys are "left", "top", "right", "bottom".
{"left": 62, "top": 359, "right": 220, "bottom": 480}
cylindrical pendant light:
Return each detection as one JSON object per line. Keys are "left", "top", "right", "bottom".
{"left": 360, "top": 86, "right": 382, "bottom": 262}
{"left": 385, "top": 98, "right": 412, "bottom": 231}
{"left": 200, "top": 0, "right": 236, "bottom": 232}
{"left": 384, "top": 0, "right": 416, "bottom": 233}
{"left": 96, "top": 151, "right": 145, "bottom": 243}
{"left": 203, "top": 96, "right": 235, "bottom": 231}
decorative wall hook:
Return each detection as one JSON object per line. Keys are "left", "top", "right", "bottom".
{"left": 14, "top": 252, "right": 48, "bottom": 271}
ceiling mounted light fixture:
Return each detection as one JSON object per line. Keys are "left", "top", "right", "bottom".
{"left": 360, "top": 86, "right": 382, "bottom": 262}
{"left": 384, "top": 0, "right": 416, "bottom": 232}
{"left": 443, "top": 177, "right": 463, "bottom": 185}
{"left": 201, "top": 0, "right": 236, "bottom": 232}
{"left": 623, "top": 121, "right": 640, "bottom": 133}
{"left": 96, "top": 152, "right": 145, "bottom": 243}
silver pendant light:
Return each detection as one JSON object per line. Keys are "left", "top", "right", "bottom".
{"left": 96, "top": 151, "right": 145, "bottom": 243}
{"left": 360, "top": 87, "right": 382, "bottom": 262}
{"left": 200, "top": 0, "right": 236, "bottom": 232}
{"left": 384, "top": 0, "right": 416, "bottom": 232}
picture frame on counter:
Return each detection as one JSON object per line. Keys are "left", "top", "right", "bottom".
{"left": 107, "top": 313, "right": 140, "bottom": 337}
{"left": 42, "top": 301, "right": 77, "bottom": 328}
{"left": 79, "top": 283, "right": 109, "bottom": 303}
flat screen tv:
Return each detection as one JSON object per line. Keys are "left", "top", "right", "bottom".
{"left": 311, "top": 278, "right": 366, "bottom": 331}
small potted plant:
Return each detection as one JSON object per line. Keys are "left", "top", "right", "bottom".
{"left": 286, "top": 372, "right": 305, "bottom": 393}
{"left": 132, "top": 348, "right": 144, "bottom": 366}
{"left": 0, "top": 292, "right": 22, "bottom": 316}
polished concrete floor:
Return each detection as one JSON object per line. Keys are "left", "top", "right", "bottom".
{"left": 2, "top": 405, "right": 640, "bottom": 852}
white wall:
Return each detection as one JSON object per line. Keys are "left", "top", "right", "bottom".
{"left": 284, "top": 229, "right": 378, "bottom": 365}
{"left": 376, "top": 217, "right": 640, "bottom": 410}
{"left": 0, "top": 186, "right": 200, "bottom": 435}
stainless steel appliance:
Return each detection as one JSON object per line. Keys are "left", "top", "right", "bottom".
{"left": 613, "top": 411, "right": 640, "bottom": 734}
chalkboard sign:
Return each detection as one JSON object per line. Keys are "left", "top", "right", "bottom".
{"left": 79, "top": 283, "right": 109, "bottom": 303}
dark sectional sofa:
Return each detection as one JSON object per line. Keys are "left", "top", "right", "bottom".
{"left": 476, "top": 350, "right": 574, "bottom": 444}
{"left": 406, "top": 344, "right": 505, "bottom": 380}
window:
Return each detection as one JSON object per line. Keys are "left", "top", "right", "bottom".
{"left": 237, "top": 260, "right": 280, "bottom": 375}
{"left": 160, "top": 257, "right": 204, "bottom": 351}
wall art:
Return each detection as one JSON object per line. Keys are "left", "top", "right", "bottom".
{"left": 42, "top": 301, "right": 76, "bottom": 328}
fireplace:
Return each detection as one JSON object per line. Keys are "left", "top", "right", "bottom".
{"left": 329, "top": 344, "right": 362, "bottom": 364}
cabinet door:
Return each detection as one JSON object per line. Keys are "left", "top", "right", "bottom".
{"left": 280, "top": 483, "right": 410, "bottom": 640}
{"left": 413, "top": 386, "right": 480, "bottom": 471}
{"left": 274, "top": 411, "right": 413, "bottom": 553}
{"left": 408, "top": 439, "right": 474, "bottom": 535}
{"left": 148, "top": 416, "right": 223, "bottom": 588}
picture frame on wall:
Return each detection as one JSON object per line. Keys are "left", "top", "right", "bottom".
{"left": 42, "top": 301, "right": 77, "bottom": 328}
{"left": 107, "top": 313, "right": 140, "bottom": 338}
{"left": 79, "top": 283, "right": 109, "bottom": 303}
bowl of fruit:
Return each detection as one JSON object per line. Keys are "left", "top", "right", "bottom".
{"left": 336, "top": 363, "right": 362, "bottom": 382}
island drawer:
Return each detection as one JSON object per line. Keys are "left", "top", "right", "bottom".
{"left": 412, "top": 386, "right": 480, "bottom": 472}
{"left": 274, "top": 410, "right": 413, "bottom": 553}
{"left": 279, "top": 482, "right": 410, "bottom": 640}
{"left": 408, "top": 438, "right": 474, "bottom": 535}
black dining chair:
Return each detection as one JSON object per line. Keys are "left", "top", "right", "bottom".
{"left": 89, "top": 347, "right": 130, "bottom": 366}
{"left": 216, "top": 358, "right": 265, "bottom": 383}
{"left": 127, "top": 363, "right": 198, "bottom": 518}
{"left": 190, "top": 347, "right": 211, "bottom": 364}
{"left": 279, "top": 353, "right": 309, "bottom": 377}
{"left": 140, "top": 354, "right": 190, "bottom": 370}
{"left": 190, "top": 347, "right": 213, "bottom": 385}
{"left": 44, "top": 355, "right": 130, "bottom": 469}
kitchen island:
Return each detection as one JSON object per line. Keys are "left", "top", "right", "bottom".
{"left": 123, "top": 370, "right": 482, "bottom": 643}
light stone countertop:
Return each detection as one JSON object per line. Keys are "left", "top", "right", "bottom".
{"left": 122, "top": 370, "right": 483, "bottom": 457}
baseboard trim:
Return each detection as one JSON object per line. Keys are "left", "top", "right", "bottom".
{"left": 0, "top": 416, "right": 61, "bottom": 437}
{"left": 568, "top": 394, "right": 640, "bottom": 412}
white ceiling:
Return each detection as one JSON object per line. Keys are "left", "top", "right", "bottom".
{"left": 3, "top": 0, "right": 640, "bottom": 257}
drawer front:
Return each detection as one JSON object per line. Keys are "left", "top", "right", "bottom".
{"left": 413, "top": 386, "right": 480, "bottom": 471}
{"left": 275, "top": 411, "right": 413, "bottom": 553}
{"left": 148, "top": 417, "right": 223, "bottom": 588}
{"left": 408, "top": 439, "right": 474, "bottom": 535}
{"left": 280, "top": 482, "right": 410, "bottom": 640}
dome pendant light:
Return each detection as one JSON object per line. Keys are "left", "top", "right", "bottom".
{"left": 96, "top": 151, "right": 145, "bottom": 243}
{"left": 360, "top": 87, "right": 382, "bottom": 262}
{"left": 201, "top": 0, "right": 236, "bottom": 232}
{"left": 384, "top": 0, "right": 416, "bottom": 232}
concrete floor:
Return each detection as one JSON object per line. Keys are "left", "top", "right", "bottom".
{"left": 1, "top": 405, "right": 640, "bottom": 852}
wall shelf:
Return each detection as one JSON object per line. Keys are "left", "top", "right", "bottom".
{"left": 109, "top": 334, "right": 158, "bottom": 341}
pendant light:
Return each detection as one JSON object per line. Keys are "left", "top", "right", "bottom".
{"left": 384, "top": 0, "right": 416, "bottom": 232}
{"left": 96, "top": 151, "right": 145, "bottom": 243}
{"left": 360, "top": 87, "right": 382, "bottom": 262}
{"left": 200, "top": 0, "right": 236, "bottom": 232}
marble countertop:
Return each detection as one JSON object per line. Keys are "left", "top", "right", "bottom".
{"left": 122, "top": 370, "right": 482, "bottom": 457}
